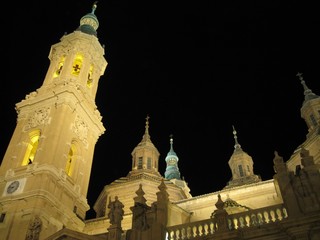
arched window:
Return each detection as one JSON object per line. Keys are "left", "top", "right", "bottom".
{"left": 66, "top": 143, "right": 77, "bottom": 177}
{"left": 53, "top": 56, "right": 65, "bottom": 78}
{"left": 138, "top": 157, "right": 143, "bottom": 169}
{"left": 71, "top": 53, "right": 83, "bottom": 76}
{"left": 147, "top": 157, "right": 152, "bottom": 169}
{"left": 87, "top": 64, "right": 94, "bottom": 88}
{"left": 310, "top": 114, "right": 317, "bottom": 127}
{"left": 22, "top": 130, "right": 41, "bottom": 166}
{"left": 238, "top": 165, "right": 244, "bottom": 177}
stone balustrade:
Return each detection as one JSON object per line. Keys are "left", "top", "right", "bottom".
{"left": 166, "top": 204, "right": 288, "bottom": 240}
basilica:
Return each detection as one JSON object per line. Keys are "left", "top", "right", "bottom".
{"left": 0, "top": 3, "right": 320, "bottom": 240}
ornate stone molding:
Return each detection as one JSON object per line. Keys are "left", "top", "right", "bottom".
{"left": 24, "top": 108, "right": 51, "bottom": 130}
{"left": 72, "top": 115, "right": 88, "bottom": 146}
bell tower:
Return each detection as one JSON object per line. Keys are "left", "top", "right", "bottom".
{"left": 0, "top": 2, "right": 107, "bottom": 239}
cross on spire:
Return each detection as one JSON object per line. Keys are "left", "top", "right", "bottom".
{"left": 296, "top": 72, "right": 303, "bottom": 80}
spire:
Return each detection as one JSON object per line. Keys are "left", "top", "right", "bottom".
{"left": 232, "top": 125, "right": 242, "bottom": 151}
{"left": 296, "top": 72, "right": 320, "bottom": 132}
{"left": 78, "top": 1, "right": 99, "bottom": 36}
{"left": 296, "top": 72, "right": 319, "bottom": 103}
{"left": 164, "top": 134, "right": 181, "bottom": 180}
{"left": 136, "top": 115, "right": 153, "bottom": 146}
{"left": 141, "top": 115, "right": 151, "bottom": 142}
{"left": 168, "top": 134, "right": 177, "bottom": 157}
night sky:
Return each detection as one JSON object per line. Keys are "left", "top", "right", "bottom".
{"left": 1, "top": 1, "right": 319, "bottom": 219}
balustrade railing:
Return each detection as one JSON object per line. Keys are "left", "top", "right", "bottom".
{"left": 166, "top": 204, "right": 288, "bottom": 240}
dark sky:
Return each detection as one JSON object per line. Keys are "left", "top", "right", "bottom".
{"left": 1, "top": 1, "right": 319, "bottom": 219}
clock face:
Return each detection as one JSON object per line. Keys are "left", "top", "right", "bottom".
{"left": 7, "top": 180, "right": 20, "bottom": 194}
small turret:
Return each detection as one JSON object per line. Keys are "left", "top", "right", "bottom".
{"left": 225, "top": 126, "right": 261, "bottom": 188}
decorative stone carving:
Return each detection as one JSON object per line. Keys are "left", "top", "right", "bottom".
{"left": 108, "top": 196, "right": 124, "bottom": 226}
{"left": 25, "top": 91, "right": 38, "bottom": 100}
{"left": 72, "top": 115, "right": 88, "bottom": 145}
{"left": 25, "top": 215, "right": 42, "bottom": 240}
{"left": 25, "top": 108, "right": 50, "bottom": 130}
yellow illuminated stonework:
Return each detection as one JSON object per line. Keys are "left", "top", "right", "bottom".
{"left": 87, "top": 64, "right": 94, "bottom": 88}
{"left": 53, "top": 56, "right": 65, "bottom": 78}
{"left": 22, "top": 130, "right": 40, "bottom": 166}
{"left": 80, "top": 17, "right": 98, "bottom": 30}
{"left": 72, "top": 54, "right": 83, "bottom": 76}
{"left": 65, "top": 142, "right": 77, "bottom": 177}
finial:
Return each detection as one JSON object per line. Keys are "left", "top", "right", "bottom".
{"left": 232, "top": 125, "right": 241, "bottom": 150}
{"left": 296, "top": 72, "right": 303, "bottom": 80}
{"left": 92, "top": 1, "right": 98, "bottom": 14}
{"left": 297, "top": 72, "right": 308, "bottom": 90}
{"left": 296, "top": 72, "right": 318, "bottom": 101}
{"left": 232, "top": 125, "right": 236, "bottom": 135}
{"left": 215, "top": 194, "right": 224, "bottom": 210}
{"left": 141, "top": 115, "right": 151, "bottom": 142}
{"left": 297, "top": 72, "right": 308, "bottom": 91}
{"left": 169, "top": 134, "right": 173, "bottom": 145}
{"left": 145, "top": 115, "right": 150, "bottom": 133}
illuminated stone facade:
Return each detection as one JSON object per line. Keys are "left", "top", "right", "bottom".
{"left": 0, "top": 4, "right": 319, "bottom": 240}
